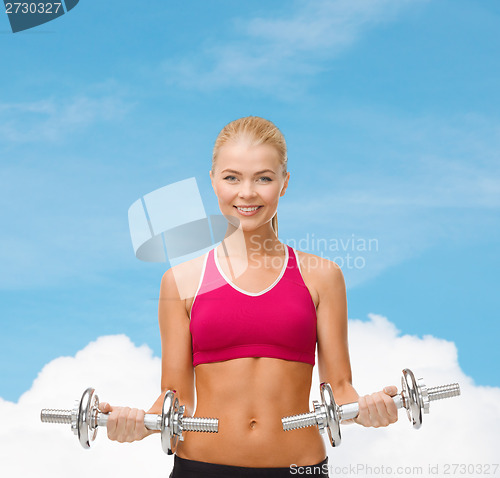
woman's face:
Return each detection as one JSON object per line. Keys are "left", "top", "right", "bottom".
{"left": 210, "top": 141, "right": 289, "bottom": 232}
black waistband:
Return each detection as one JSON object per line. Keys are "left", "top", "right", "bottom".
{"left": 170, "top": 454, "right": 329, "bottom": 478}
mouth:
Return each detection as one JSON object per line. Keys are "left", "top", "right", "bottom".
{"left": 233, "top": 205, "right": 263, "bottom": 215}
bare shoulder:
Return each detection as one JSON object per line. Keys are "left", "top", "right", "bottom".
{"left": 161, "top": 251, "right": 209, "bottom": 302}
{"left": 294, "top": 249, "right": 341, "bottom": 276}
{"left": 294, "top": 249, "right": 344, "bottom": 302}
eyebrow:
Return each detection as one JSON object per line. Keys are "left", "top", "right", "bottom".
{"left": 221, "top": 169, "right": 276, "bottom": 175}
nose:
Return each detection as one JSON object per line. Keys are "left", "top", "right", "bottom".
{"left": 237, "top": 179, "right": 258, "bottom": 199}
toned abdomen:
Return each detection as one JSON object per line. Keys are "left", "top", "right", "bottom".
{"left": 175, "top": 357, "right": 327, "bottom": 467}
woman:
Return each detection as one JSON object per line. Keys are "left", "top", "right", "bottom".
{"left": 99, "top": 116, "right": 399, "bottom": 477}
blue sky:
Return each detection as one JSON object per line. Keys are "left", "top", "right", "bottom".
{"left": 0, "top": 0, "right": 498, "bottom": 402}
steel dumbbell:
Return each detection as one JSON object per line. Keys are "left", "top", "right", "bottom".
{"left": 282, "top": 368, "right": 460, "bottom": 446}
{"left": 40, "top": 387, "right": 218, "bottom": 454}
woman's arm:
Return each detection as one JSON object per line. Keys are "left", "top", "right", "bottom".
{"left": 98, "top": 267, "right": 195, "bottom": 442}
{"left": 316, "top": 259, "right": 359, "bottom": 405}
{"left": 315, "top": 259, "right": 397, "bottom": 427}
{"left": 146, "top": 267, "right": 195, "bottom": 431}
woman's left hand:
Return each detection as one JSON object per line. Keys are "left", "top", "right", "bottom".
{"left": 353, "top": 385, "right": 399, "bottom": 428}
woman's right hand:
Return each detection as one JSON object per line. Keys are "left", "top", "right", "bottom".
{"left": 98, "top": 402, "right": 155, "bottom": 443}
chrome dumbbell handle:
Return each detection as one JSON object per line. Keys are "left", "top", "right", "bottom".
{"left": 96, "top": 410, "right": 218, "bottom": 433}
{"left": 41, "top": 408, "right": 163, "bottom": 430}
{"left": 40, "top": 388, "right": 218, "bottom": 455}
{"left": 40, "top": 409, "right": 73, "bottom": 424}
{"left": 336, "top": 395, "right": 404, "bottom": 421}
{"left": 282, "top": 368, "right": 461, "bottom": 447}
{"left": 181, "top": 416, "right": 219, "bottom": 432}
{"left": 282, "top": 388, "right": 406, "bottom": 432}
{"left": 40, "top": 408, "right": 218, "bottom": 436}
{"left": 340, "top": 382, "right": 460, "bottom": 421}
{"left": 96, "top": 412, "right": 162, "bottom": 429}
{"left": 426, "top": 383, "right": 462, "bottom": 401}
{"left": 333, "top": 381, "right": 460, "bottom": 420}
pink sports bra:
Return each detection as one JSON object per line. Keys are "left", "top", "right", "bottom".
{"left": 189, "top": 244, "right": 317, "bottom": 367}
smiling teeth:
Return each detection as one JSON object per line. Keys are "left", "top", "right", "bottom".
{"left": 237, "top": 207, "right": 260, "bottom": 211}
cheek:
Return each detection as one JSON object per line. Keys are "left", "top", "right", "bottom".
{"left": 264, "top": 187, "right": 281, "bottom": 203}
{"left": 217, "top": 186, "right": 235, "bottom": 203}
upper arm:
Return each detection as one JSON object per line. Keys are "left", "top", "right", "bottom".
{"left": 316, "top": 260, "right": 353, "bottom": 392}
{"left": 158, "top": 267, "right": 195, "bottom": 414}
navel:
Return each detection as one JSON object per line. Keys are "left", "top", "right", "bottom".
{"left": 249, "top": 419, "right": 258, "bottom": 430}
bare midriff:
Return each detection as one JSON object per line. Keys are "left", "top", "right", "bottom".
{"left": 175, "top": 356, "right": 327, "bottom": 467}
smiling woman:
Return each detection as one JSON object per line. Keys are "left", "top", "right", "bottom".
{"left": 210, "top": 119, "right": 289, "bottom": 238}
{"left": 98, "top": 116, "right": 399, "bottom": 477}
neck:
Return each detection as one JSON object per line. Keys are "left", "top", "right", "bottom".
{"left": 219, "top": 222, "right": 284, "bottom": 259}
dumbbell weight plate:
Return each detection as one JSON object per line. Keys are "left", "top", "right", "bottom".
{"left": 319, "top": 382, "right": 341, "bottom": 447}
{"left": 79, "top": 387, "right": 181, "bottom": 454}
{"left": 161, "top": 390, "right": 178, "bottom": 455}
{"left": 401, "top": 368, "right": 422, "bottom": 429}
{"left": 75, "top": 388, "right": 99, "bottom": 449}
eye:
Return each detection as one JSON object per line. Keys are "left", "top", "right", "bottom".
{"left": 223, "top": 175, "right": 272, "bottom": 183}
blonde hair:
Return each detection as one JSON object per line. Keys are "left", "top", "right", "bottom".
{"left": 212, "top": 116, "right": 288, "bottom": 237}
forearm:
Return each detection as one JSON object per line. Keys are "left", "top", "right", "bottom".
{"left": 146, "top": 389, "right": 195, "bottom": 435}
{"left": 147, "top": 391, "right": 168, "bottom": 414}
{"left": 144, "top": 392, "right": 165, "bottom": 434}
{"left": 330, "top": 381, "right": 360, "bottom": 424}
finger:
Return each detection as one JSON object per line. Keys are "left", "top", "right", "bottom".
{"left": 355, "top": 395, "right": 370, "bottom": 426}
{"left": 372, "top": 392, "right": 391, "bottom": 427}
{"left": 116, "top": 407, "right": 130, "bottom": 442}
{"left": 106, "top": 406, "right": 118, "bottom": 439}
{"left": 99, "top": 402, "right": 111, "bottom": 413}
{"left": 365, "top": 394, "right": 382, "bottom": 427}
{"left": 381, "top": 389, "right": 399, "bottom": 420}
{"left": 127, "top": 408, "right": 138, "bottom": 442}
{"left": 136, "top": 409, "right": 146, "bottom": 439}
{"left": 383, "top": 385, "right": 398, "bottom": 397}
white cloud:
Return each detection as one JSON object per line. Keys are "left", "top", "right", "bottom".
{"left": 311, "top": 314, "right": 500, "bottom": 472}
{"left": 1, "top": 314, "right": 497, "bottom": 477}
{"left": 0, "top": 335, "right": 166, "bottom": 477}
{"left": 162, "top": 0, "right": 428, "bottom": 96}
